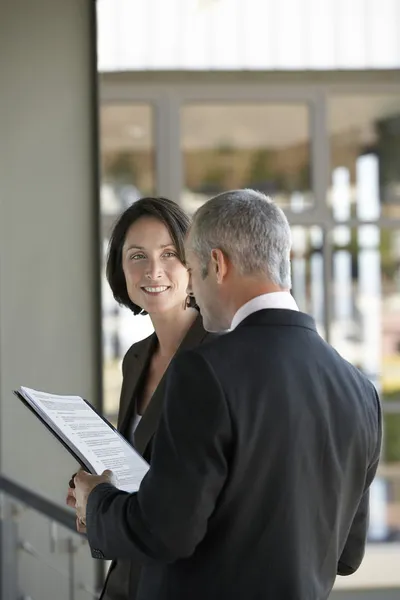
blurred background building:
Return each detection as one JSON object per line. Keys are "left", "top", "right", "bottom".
{"left": 0, "top": 0, "right": 399, "bottom": 598}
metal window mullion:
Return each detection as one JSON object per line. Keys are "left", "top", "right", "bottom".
{"left": 322, "top": 228, "right": 333, "bottom": 344}
{"left": 332, "top": 217, "right": 400, "bottom": 230}
{"left": 311, "top": 91, "right": 332, "bottom": 342}
{"left": 155, "top": 91, "right": 182, "bottom": 203}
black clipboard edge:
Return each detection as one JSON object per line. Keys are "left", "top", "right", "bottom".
{"left": 13, "top": 389, "right": 149, "bottom": 473}
{"left": 13, "top": 390, "right": 94, "bottom": 473}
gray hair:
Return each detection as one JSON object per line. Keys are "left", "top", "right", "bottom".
{"left": 190, "top": 189, "right": 292, "bottom": 288}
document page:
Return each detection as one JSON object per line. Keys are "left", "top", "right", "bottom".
{"left": 18, "top": 386, "right": 149, "bottom": 493}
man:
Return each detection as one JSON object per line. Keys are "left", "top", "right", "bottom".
{"left": 74, "top": 189, "right": 381, "bottom": 600}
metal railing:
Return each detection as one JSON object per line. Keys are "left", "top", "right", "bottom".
{"left": 0, "top": 475, "right": 103, "bottom": 600}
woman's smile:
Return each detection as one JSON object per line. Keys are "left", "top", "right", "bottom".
{"left": 141, "top": 285, "right": 171, "bottom": 296}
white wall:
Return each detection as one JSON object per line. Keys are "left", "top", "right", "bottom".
{"left": 0, "top": 0, "right": 100, "bottom": 597}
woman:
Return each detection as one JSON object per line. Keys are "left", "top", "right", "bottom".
{"left": 67, "top": 197, "right": 215, "bottom": 600}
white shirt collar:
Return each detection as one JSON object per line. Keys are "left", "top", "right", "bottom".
{"left": 230, "top": 292, "right": 299, "bottom": 331}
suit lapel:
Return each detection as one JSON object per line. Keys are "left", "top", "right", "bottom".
{"left": 118, "top": 333, "right": 157, "bottom": 437}
{"left": 133, "top": 315, "right": 209, "bottom": 456}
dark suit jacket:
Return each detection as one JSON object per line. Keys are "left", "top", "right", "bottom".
{"left": 100, "top": 314, "right": 213, "bottom": 600}
{"left": 89, "top": 309, "right": 382, "bottom": 600}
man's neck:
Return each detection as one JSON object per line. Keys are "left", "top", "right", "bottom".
{"left": 228, "top": 280, "right": 286, "bottom": 322}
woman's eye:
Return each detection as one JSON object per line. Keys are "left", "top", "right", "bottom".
{"left": 130, "top": 253, "right": 145, "bottom": 260}
{"left": 163, "top": 251, "right": 176, "bottom": 258}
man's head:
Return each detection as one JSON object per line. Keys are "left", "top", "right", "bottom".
{"left": 185, "top": 189, "right": 292, "bottom": 332}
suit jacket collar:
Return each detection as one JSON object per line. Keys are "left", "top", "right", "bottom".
{"left": 117, "top": 332, "right": 156, "bottom": 435}
{"left": 119, "top": 314, "right": 209, "bottom": 456}
{"left": 237, "top": 308, "right": 317, "bottom": 333}
{"left": 230, "top": 292, "right": 299, "bottom": 330}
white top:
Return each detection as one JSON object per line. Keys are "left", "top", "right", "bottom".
{"left": 129, "top": 413, "right": 143, "bottom": 445}
{"left": 230, "top": 292, "right": 299, "bottom": 331}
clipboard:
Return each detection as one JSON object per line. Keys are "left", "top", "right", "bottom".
{"left": 13, "top": 387, "right": 149, "bottom": 492}
{"left": 14, "top": 390, "right": 93, "bottom": 472}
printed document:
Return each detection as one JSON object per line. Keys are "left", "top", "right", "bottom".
{"left": 15, "top": 386, "right": 149, "bottom": 493}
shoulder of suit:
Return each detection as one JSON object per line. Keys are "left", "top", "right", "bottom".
{"left": 122, "top": 325, "right": 213, "bottom": 362}
{"left": 189, "top": 330, "right": 227, "bottom": 357}
{"left": 122, "top": 333, "right": 154, "bottom": 369}
{"left": 201, "top": 330, "right": 220, "bottom": 344}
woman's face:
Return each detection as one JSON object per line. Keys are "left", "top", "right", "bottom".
{"left": 122, "top": 216, "right": 189, "bottom": 316}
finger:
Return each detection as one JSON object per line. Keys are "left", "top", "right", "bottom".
{"left": 76, "top": 517, "right": 87, "bottom": 534}
{"left": 75, "top": 503, "right": 86, "bottom": 523}
{"left": 66, "top": 495, "right": 76, "bottom": 508}
{"left": 69, "top": 470, "right": 83, "bottom": 488}
{"left": 102, "top": 469, "right": 116, "bottom": 485}
{"left": 66, "top": 488, "right": 75, "bottom": 506}
{"left": 73, "top": 470, "right": 89, "bottom": 487}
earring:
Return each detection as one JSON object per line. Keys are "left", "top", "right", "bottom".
{"left": 185, "top": 295, "right": 196, "bottom": 310}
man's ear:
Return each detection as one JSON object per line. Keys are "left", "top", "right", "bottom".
{"left": 210, "top": 248, "right": 229, "bottom": 284}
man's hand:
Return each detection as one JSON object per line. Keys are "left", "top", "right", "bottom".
{"left": 66, "top": 469, "right": 88, "bottom": 533}
{"left": 72, "top": 470, "right": 116, "bottom": 527}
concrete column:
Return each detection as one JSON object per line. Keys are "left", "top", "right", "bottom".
{"left": 0, "top": 0, "right": 101, "bottom": 597}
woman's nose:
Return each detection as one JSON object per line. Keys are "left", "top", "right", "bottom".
{"left": 145, "top": 259, "right": 163, "bottom": 280}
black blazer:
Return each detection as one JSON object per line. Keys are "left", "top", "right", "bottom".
{"left": 89, "top": 309, "right": 381, "bottom": 600}
{"left": 100, "top": 314, "right": 214, "bottom": 600}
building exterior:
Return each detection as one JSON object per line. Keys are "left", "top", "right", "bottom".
{"left": 98, "top": 1, "right": 400, "bottom": 597}
{"left": 0, "top": 0, "right": 399, "bottom": 598}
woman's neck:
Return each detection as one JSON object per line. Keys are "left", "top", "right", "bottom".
{"left": 150, "top": 308, "right": 198, "bottom": 358}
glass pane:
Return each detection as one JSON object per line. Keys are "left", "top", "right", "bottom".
{"left": 291, "top": 226, "right": 325, "bottom": 338}
{"left": 330, "top": 226, "right": 400, "bottom": 542}
{"left": 329, "top": 95, "right": 400, "bottom": 220}
{"left": 181, "top": 103, "right": 312, "bottom": 214}
{"left": 99, "top": 104, "right": 156, "bottom": 423}
{"left": 100, "top": 104, "right": 155, "bottom": 214}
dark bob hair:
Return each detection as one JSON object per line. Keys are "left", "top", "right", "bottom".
{"left": 106, "top": 196, "right": 191, "bottom": 315}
